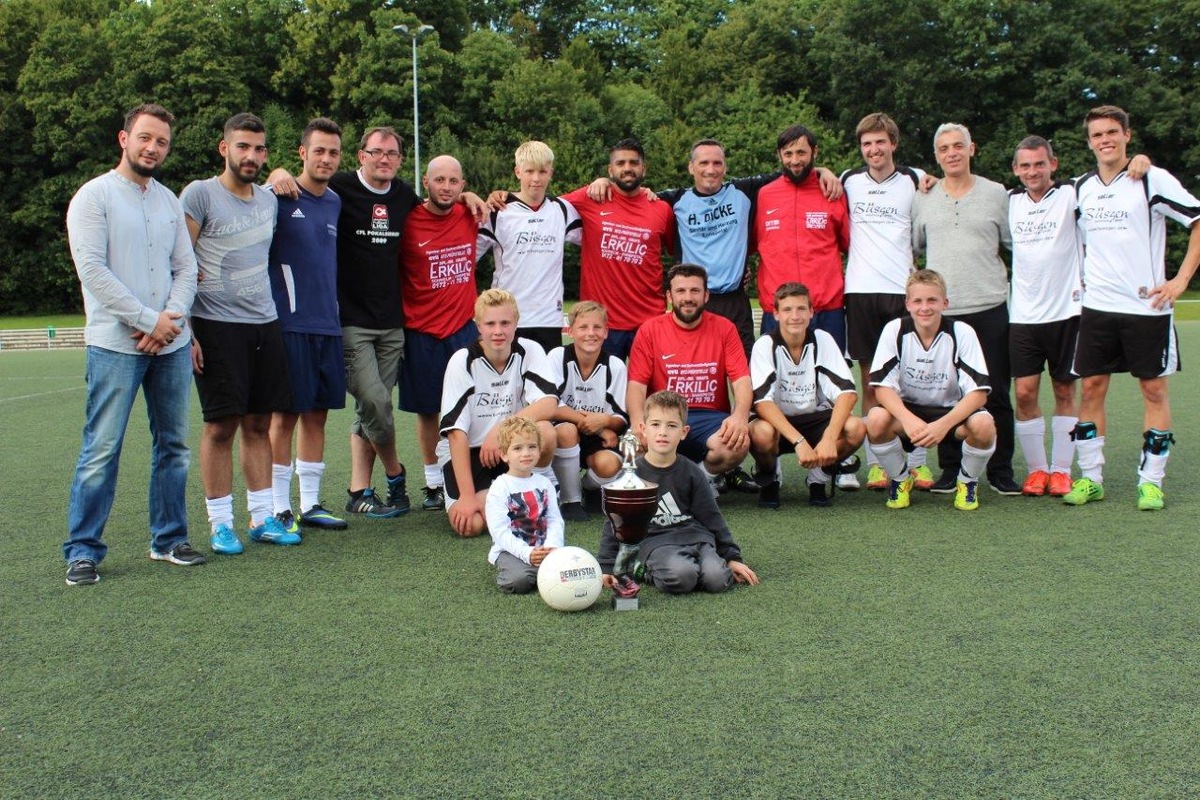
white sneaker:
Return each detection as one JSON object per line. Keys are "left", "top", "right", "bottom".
{"left": 836, "top": 471, "right": 861, "bottom": 490}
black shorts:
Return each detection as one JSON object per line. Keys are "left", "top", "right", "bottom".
{"left": 706, "top": 288, "right": 755, "bottom": 357}
{"left": 776, "top": 410, "right": 834, "bottom": 453}
{"left": 192, "top": 317, "right": 292, "bottom": 422}
{"left": 443, "top": 447, "right": 507, "bottom": 505}
{"left": 1009, "top": 317, "right": 1080, "bottom": 382}
{"left": 896, "top": 402, "right": 988, "bottom": 452}
{"left": 579, "top": 432, "right": 620, "bottom": 462}
{"left": 846, "top": 293, "right": 906, "bottom": 362}
{"left": 282, "top": 332, "right": 347, "bottom": 412}
{"left": 1072, "top": 308, "right": 1179, "bottom": 379}
{"left": 517, "top": 326, "right": 564, "bottom": 354}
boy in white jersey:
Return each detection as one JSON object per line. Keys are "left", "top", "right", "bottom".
{"left": 476, "top": 141, "right": 582, "bottom": 353}
{"left": 748, "top": 283, "right": 865, "bottom": 508}
{"left": 547, "top": 301, "right": 628, "bottom": 521}
{"left": 840, "top": 113, "right": 934, "bottom": 492}
{"left": 866, "top": 270, "right": 996, "bottom": 511}
{"left": 1067, "top": 105, "right": 1200, "bottom": 510}
{"left": 485, "top": 417, "right": 564, "bottom": 594}
{"left": 440, "top": 289, "right": 559, "bottom": 537}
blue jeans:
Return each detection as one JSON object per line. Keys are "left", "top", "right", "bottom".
{"left": 64, "top": 346, "right": 192, "bottom": 564}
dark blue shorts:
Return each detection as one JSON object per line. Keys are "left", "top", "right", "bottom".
{"left": 282, "top": 332, "right": 346, "bottom": 413}
{"left": 680, "top": 408, "right": 728, "bottom": 462}
{"left": 605, "top": 329, "right": 637, "bottom": 361}
{"left": 399, "top": 320, "right": 478, "bottom": 414}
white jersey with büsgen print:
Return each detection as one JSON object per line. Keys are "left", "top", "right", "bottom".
{"left": 840, "top": 165, "right": 924, "bottom": 294}
{"left": 750, "top": 329, "right": 856, "bottom": 416}
{"left": 869, "top": 316, "right": 991, "bottom": 408}
{"left": 1008, "top": 183, "right": 1083, "bottom": 324}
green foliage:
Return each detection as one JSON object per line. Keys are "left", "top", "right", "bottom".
{"left": 2, "top": 0, "right": 1199, "bottom": 313}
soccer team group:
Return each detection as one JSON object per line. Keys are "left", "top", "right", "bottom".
{"left": 61, "top": 101, "right": 1200, "bottom": 595}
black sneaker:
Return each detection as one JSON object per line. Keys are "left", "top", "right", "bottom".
{"left": 989, "top": 475, "right": 1022, "bottom": 496}
{"left": 561, "top": 501, "right": 590, "bottom": 521}
{"left": 345, "top": 488, "right": 403, "bottom": 518}
{"left": 720, "top": 467, "right": 760, "bottom": 494}
{"left": 757, "top": 479, "right": 781, "bottom": 509}
{"left": 929, "top": 470, "right": 958, "bottom": 494}
{"left": 66, "top": 559, "right": 99, "bottom": 586}
{"left": 421, "top": 485, "right": 445, "bottom": 511}
{"left": 150, "top": 542, "right": 208, "bottom": 566}
{"left": 582, "top": 487, "right": 603, "bottom": 514}
{"left": 386, "top": 471, "right": 411, "bottom": 514}
{"left": 808, "top": 481, "right": 833, "bottom": 507}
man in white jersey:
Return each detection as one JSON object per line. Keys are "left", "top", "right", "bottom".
{"left": 840, "top": 112, "right": 932, "bottom": 492}
{"left": 547, "top": 301, "right": 628, "bottom": 520}
{"left": 748, "top": 283, "right": 864, "bottom": 508}
{"left": 1065, "top": 105, "right": 1200, "bottom": 510}
{"left": 183, "top": 113, "right": 300, "bottom": 554}
{"left": 477, "top": 140, "right": 582, "bottom": 353}
{"left": 867, "top": 270, "right": 997, "bottom": 511}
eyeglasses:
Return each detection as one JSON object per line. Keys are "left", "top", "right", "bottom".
{"left": 362, "top": 149, "right": 402, "bottom": 160}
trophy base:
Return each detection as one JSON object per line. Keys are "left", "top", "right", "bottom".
{"left": 612, "top": 595, "right": 640, "bottom": 612}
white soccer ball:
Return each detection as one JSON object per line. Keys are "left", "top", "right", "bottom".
{"left": 537, "top": 546, "right": 603, "bottom": 612}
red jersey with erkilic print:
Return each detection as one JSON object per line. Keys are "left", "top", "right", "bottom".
{"left": 754, "top": 172, "right": 850, "bottom": 314}
{"left": 627, "top": 312, "right": 749, "bottom": 413}
{"left": 400, "top": 203, "right": 479, "bottom": 337}
{"left": 561, "top": 187, "right": 675, "bottom": 331}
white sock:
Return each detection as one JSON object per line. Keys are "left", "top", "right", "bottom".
{"left": 1075, "top": 436, "right": 1105, "bottom": 483}
{"left": 582, "top": 469, "right": 605, "bottom": 490}
{"left": 1015, "top": 417, "right": 1048, "bottom": 473}
{"left": 297, "top": 459, "right": 325, "bottom": 512}
{"left": 1138, "top": 452, "right": 1168, "bottom": 487}
{"left": 807, "top": 467, "right": 831, "bottom": 486}
{"left": 423, "top": 463, "right": 441, "bottom": 489}
{"left": 535, "top": 464, "right": 557, "bottom": 486}
{"left": 553, "top": 446, "right": 583, "bottom": 504}
{"left": 865, "top": 441, "right": 880, "bottom": 467}
{"left": 703, "top": 464, "right": 723, "bottom": 481}
{"left": 1050, "top": 415, "right": 1078, "bottom": 475}
{"left": 871, "top": 437, "right": 908, "bottom": 481}
{"left": 907, "top": 447, "right": 928, "bottom": 469}
{"left": 206, "top": 495, "right": 235, "bottom": 532}
{"left": 272, "top": 462, "right": 294, "bottom": 514}
{"left": 247, "top": 488, "right": 274, "bottom": 528}
{"left": 960, "top": 441, "right": 996, "bottom": 482}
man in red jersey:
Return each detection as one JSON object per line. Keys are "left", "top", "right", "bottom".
{"left": 627, "top": 264, "right": 752, "bottom": 498}
{"left": 398, "top": 155, "right": 483, "bottom": 504}
{"left": 561, "top": 138, "right": 675, "bottom": 359}
{"left": 755, "top": 124, "right": 851, "bottom": 350}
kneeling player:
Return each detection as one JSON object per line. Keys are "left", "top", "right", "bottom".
{"left": 748, "top": 283, "right": 865, "bottom": 508}
{"left": 597, "top": 391, "right": 759, "bottom": 595}
{"left": 548, "top": 301, "right": 628, "bottom": 521}
{"left": 866, "top": 270, "right": 996, "bottom": 511}
{"left": 440, "top": 290, "right": 559, "bottom": 537}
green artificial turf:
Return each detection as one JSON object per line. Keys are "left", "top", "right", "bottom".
{"left": 2, "top": 334, "right": 1199, "bottom": 799}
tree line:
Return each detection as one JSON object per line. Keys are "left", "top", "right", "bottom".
{"left": 1, "top": 0, "right": 1197, "bottom": 314}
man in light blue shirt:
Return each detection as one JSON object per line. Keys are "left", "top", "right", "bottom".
{"left": 63, "top": 103, "right": 204, "bottom": 586}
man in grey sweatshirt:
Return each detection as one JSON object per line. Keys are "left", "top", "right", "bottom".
{"left": 911, "top": 123, "right": 1018, "bottom": 495}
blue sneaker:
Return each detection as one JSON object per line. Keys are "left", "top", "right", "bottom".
{"left": 386, "top": 471, "right": 412, "bottom": 514}
{"left": 300, "top": 503, "right": 348, "bottom": 530}
{"left": 249, "top": 516, "right": 302, "bottom": 546}
{"left": 210, "top": 524, "right": 244, "bottom": 555}
{"left": 275, "top": 509, "right": 300, "bottom": 535}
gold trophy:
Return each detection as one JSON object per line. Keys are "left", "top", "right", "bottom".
{"left": 602, "top": 431, "right": 659, "bottom": 611}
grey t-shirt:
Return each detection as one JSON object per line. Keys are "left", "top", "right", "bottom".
{"left": 180, "top": 177, "right": 278, "bottom": 323}
{"left": 911, "top": 175, "right": 1012, "bottom": 316}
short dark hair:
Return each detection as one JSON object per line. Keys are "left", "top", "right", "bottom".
{"left": 1013, "top": 135, "right": 1055, "bottom": 165}
{"left": 124, "top": 103, "right": 174, "bottom": 133}
{"left": 360, "top": 126, "right": 402, "bottom": 152}
{"left": 776, "top": 124, "right": 818, "bottom": 152}
{"left": 645, "top": 390, "right": 688, "bottom": 422}
{"left": 666, "top": 263, "right": 708, "bottom": 292}
{"left": 689, "top": 138, "right": 725, "bottom": 161}
{"left": 773, "top": 282, "right": 811, "bottom": 308}
{"left": 302, "top": 117, "right": 342, "bottom": 148}
{"left": 223, "top": 112, "right": 265, "bottom": 138}
{"left": 1085, "top": 105, "right": 1130, "bottom": 134}
{"left": 609, "top": 137, "right": 644, "bottom": 160}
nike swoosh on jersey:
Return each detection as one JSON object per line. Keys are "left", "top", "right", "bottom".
{"left": 766, "top": 209, "right": 779, "bottom": 215}
{"left": 600, "top": 211, "right": 614, "bottom": 216}
{"left": 418, "top": 239, "right": 432, "bottom": 247}
{"left": 661, "top": 353, "right": 674, "bottom": 360}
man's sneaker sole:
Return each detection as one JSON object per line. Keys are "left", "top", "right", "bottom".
{"left": 1062, "top": 479, "right": 1105, "bottom": 506}
{"left": 300, "top": 506, "right": 349, "bottom": 530}
{"left": 149, "top": 544, "right": 207, "bottom": 566}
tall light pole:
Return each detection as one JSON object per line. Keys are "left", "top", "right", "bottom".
{"left": 393, "top": 23, "right": 434, "bottom": 191}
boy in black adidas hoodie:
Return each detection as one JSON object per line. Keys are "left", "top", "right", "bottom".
{"left": 597, "top": 390, "right": 759, "bottom": 594}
